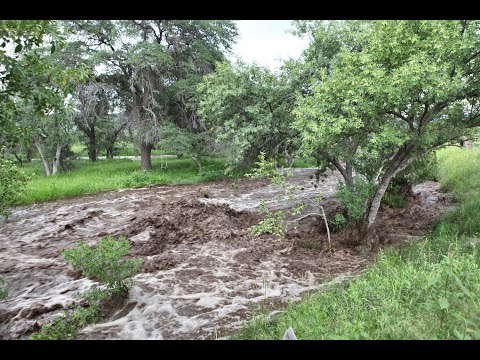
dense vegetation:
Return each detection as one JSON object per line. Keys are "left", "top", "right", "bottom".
{"left": 3, "top": 21, "right": 480, "bottom": 243}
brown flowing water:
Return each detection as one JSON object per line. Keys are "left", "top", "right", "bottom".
{"left": 0, "top": 169, "right": 450, "bottom": 339}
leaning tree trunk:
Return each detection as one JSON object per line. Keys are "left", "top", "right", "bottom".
{"left": 366, "top": 157, "right": 417, "bottom": 229}
{"left": 52, "top": 145, "right": 62, "bottom": 175}
{"left": 34, "top": 140, "right": 51, "bottom": 176}
{"left": 140, "top": 143, "right": 153, "bottom": 171}
{"left": 88, "top": 132, "right": 97, "bottom": 162}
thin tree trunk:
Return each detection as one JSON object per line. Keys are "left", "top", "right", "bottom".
{"left": 140, "top": 143, "right": 153, "bottom": 171}
{"left": 88, "top": 133, "right": 97, "bottom": 161}
{"left": 330, "top": 158, "right": 354, "bottom": 188}
{"left": 34, "top": 140, "right": 51, "bottom": 176}
{"left": 52, "top": 145, "right": 62, "bottom": 175}
{"left": 26, "top": 145, "right": 34, "bottom": 163}
{"left": 106, "top": 147, "right": 114, "bottom": 159}
{"left": 191, "top": 155, "right": 203, "bottom": 176}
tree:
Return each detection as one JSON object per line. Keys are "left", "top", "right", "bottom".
{"left": 294, "top": 20, "right": 480, "bottom": 244}
{"left": 197, "top": 60, "right": 300, "bottom": 174}
{"left": 0, "top": 20, "right": 88, "bottom": 148}
{"left": 97, "top": 112, "right": 129, "bottom": 159}
{"left": 73, "top": 80, "right": 113, "bottom": 161}
{"left": 65, "top": 20, "right": 238, "bottom": 171}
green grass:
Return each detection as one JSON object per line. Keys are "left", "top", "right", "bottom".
{"left": 16, "top": 157, "right": 228, "bottom": 205}
{"left": 70, "top": 142, "right": 174, "bottom": 157}
{"left": 291, "top": 157, "right": 317, "bottom": 168}
{"left": 234, "top": 147, "right": 480, "bottom": 340}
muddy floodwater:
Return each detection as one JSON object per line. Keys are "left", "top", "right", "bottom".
{"left": 0, "top": 169, "right": 450, "bottom": 339}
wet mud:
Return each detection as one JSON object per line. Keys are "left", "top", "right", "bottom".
{"left": 0, "top": 170, "right": 450, "bottom": 339}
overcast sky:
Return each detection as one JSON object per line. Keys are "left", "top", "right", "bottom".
{"left": 230, "top": 20, "right": 310, "bottom": 71}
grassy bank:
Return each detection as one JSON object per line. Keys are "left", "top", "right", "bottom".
{"left": 235, "top": 147, "right": 480, "bottom": 340}
{"left": 16, "top": 157, "right": 228, "bottom": 205}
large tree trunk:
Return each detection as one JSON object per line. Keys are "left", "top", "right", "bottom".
{"left": 34, "top": 140, "right": 51, "bottom": 176}
{"left": 140, "top": 143, "right": 153, "bottom": 171}
{"left": 88, "top": 132, "right": 97, "bottom": 161}
{"left": 52, "top": 145, "right": 62, "bottom": 175}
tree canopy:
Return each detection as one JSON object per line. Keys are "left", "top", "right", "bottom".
{"left": 294, "top": 20, "right": 480, "bottom": 239}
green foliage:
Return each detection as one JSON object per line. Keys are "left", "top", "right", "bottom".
{"left": 0, "top": 276, "right": 7, "bottom": 300}
{"left": 234, "top": 148, "right": 480, "bottom": 340}
{"left": 62, "top": 236, "right": 142, "bottom": 295}
{"left": 401, "top": 153, "right": 439, "bottom": 185}
{"left": 382, "top": 190, "right": 407, "bottom": 208}
{"left": 198, "top": 60, "right": 300, "bottom": 174}
{"left": 250, "top": 200, "right": 287, "bottom": 240}
{"left": 31, "top": 306, "right": 99, "bottom": 340}
{"left": 235, "top": 233, "right": 480, "bottom": 340}
{"left": 331, "top": 212, "right": 347, "bottom": 231}
{"left": 437, "top": 147, "right": 480, "bottom": 236}
{"left": 336, "top": 177, "right": 375, "bottom": 222}
{"left": 0, "top": 20, "right": 89, "bottom": 147}
{"left": 246, "top": 152, "right": 293, "bottom": 187}
{"left": 0, "top": 155, "right": 29, "bottom": 218}
{"left": 383, "top": 154, "right": 440, "bottom": 208}
{"left": 65, "top": 20, "right": 238, "bottom": 169}
{"left": 294, "top": 20, "right": 480, "bottom": 229}
{"left": 424, "top": 250, "right": 480, "bottom": 339}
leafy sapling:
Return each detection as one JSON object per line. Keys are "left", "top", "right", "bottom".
{"left": 62, "top": 235, "right": 142, "bottom": 295}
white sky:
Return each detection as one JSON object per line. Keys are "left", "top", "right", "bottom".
{"left": 230, "top": 20, "right": 310, "bottom": 71}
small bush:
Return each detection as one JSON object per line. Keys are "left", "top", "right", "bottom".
{"left": 0, "top": 155, "right": 29, "bottom": 218}
{"left": 62, "top": 236, "right": 142, "bottom": 295}
{"left": 31, "top": 306, "right": 99, "bottom": 340}
{"left": 0, "top": 276, "right": 7, "bottom": 300}
{"left": 33, "top": 236, "right": 142, "bottom": 340}
{"left": 336, "top": 177, "right": 375, "bottom": 222}
{"left": 250, "top": 200, "right": 287, "bottom": 239}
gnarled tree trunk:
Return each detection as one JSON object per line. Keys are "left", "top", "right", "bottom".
{"left": 140, "top": 143, "right": 153, "bottom": 171}
{"left": 88, "top": 132, "right": 97, "bottom": 161}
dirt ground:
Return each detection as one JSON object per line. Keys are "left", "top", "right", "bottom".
{"left": 0, "top": 169, "right": 451, "bottom": 339}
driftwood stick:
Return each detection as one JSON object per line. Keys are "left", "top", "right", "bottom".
{"left": 321, "top": 205, "right": 333, "bottom": 254}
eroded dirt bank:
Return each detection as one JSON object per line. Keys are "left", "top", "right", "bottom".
{"left": 0, "top": 169, "right": 450, "bottom": 339}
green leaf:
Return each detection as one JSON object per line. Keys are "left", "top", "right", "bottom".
{"left": 438, "top": 297, "right": 449, "bottom": 310}
{"left": 51, "top": 42, "right": 55, "bottom": 54}
{"left": 14, "top": 43, "right": 22, "bottom": 53}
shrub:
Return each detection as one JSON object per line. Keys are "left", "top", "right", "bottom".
{"left": 0, "top": 276, "right": 7, "bottom": 300}
{"left": 0, "top": 155, "right": 29, "bottom": 218}
{"left": 250, "top": 200, "right": 287, "bottom": 239}
{"left": 336, "top": 177, "right": 375, "bottom": 222}
{"left": 33, "top": 236, "right": 142, "bottom": 340}
{"left": 62, "top": 236, "right": 142, "bottom": 295}
{"left": 31, "top": 306, "right": 99, "bottom": 340}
